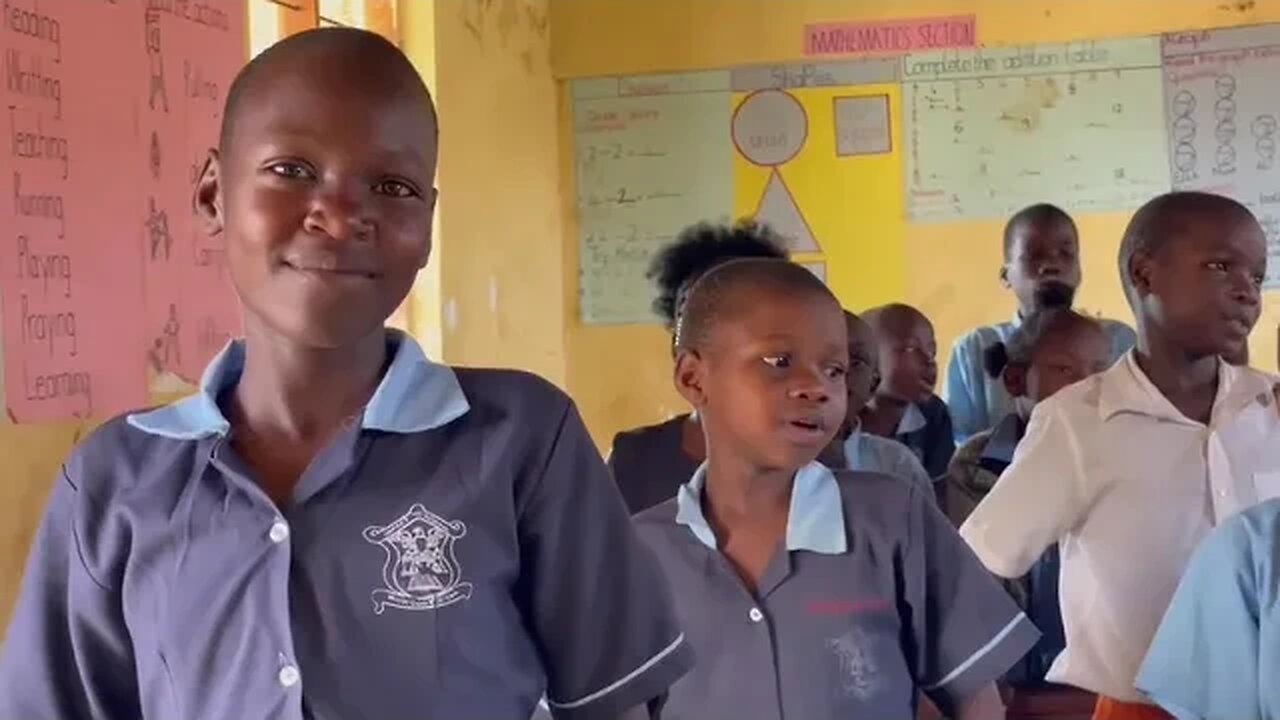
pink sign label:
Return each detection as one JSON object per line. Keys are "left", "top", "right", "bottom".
{"left": 0, "top": 0, "right": 245, "bottom": 422}
{"left": 805, "top": 15, "right": 977, "bottom": 57}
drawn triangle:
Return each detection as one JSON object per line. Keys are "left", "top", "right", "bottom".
{"left": 801, "top": 262, "right": 827, "bottom": 283}
{"left": 754, "top": 171, "right": 819, "bottom": 252}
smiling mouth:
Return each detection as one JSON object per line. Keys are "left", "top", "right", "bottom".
{"left": 284, "top": 261, "right": 378, "bottom": 280}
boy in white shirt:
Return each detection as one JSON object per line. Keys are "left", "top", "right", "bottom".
{"left": 959, "top": 191, "right": 1280, "bottom": 720}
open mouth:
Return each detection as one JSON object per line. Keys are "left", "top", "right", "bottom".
{"left": 786, "top": 418, "right": 828, "bottom": 438}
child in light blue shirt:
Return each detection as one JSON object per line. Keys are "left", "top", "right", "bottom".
{"left": 1137, "top": 497, "right": 1280, "bottom": 720}
{"left": 944, "top": 204, "right": 1135, "bottom": 445}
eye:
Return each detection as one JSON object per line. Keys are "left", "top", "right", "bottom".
{"left": 266, "top": 161, "right": 314, "bottom": 180}
{"left": 826, "top": 365, "right": 849, "bottom": 380}
{"left": 1253, "top": 272, "right": 1266, "bottom": 287}
{"left": 374, "top": 178, "right": 420, "bottom": 198}
{"left": 1205, "top": 261, "right": 1229, "bottom": 273}
{"left": 762, "top": 354, "right": 791, "bottom": 369}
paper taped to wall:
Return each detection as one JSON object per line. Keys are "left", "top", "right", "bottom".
{"left": 573, "top": 73, "right": 734, "bottom": 325}
{"left": 1163, "top": 23, "right": 1280, "bottom": 288}
{"left": 0, "top": 0, "right": 245, "bottom": 422}
{"left": 903, "top": 38, "right": 1171, "bottom": 222}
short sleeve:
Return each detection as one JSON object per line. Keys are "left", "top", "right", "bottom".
{"left": 959, "top": 398, "right": 1090, "bottom": 578}
{"left": 518, "top": 399, "right": 693, "bottom": 720}
{"left": 0, "top": 466, "right": 141, "bottom": 719}
{"left": 1136, "top": 514, "right": 1262, "bottom": 720}
{"left": 904, "top": 487, "right": 1040, "bottom": 715}
{"left": 945, "top": 335, "right": 987, "bottom": 446}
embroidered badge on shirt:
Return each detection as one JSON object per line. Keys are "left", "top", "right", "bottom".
{"left": 363, "top": 503, "right": 473, "bottom": 614}
{"left": 828, "top": 627, "right": 883, "bottom": 700}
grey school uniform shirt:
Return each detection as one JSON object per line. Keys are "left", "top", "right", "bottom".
{"left": 0, "top": 331, "right": 692, "bottom": 720}
{"left": 635, "top": 461, "right": 1039, "bottom": 720}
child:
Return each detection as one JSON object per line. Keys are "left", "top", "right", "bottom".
{"left": 820, "top": 310, "right": 934, "bottom": 498}
{"left": 945, "top": 204, "right": 1137, "bottom": 445}
{"left": 944, "top": 308, "right": 1110, "bottom": 715}
{"left": 960, "top": 191, "right": 1280, "bottom": 720}
{"left": 0, "top": 29, "right": 690, "bottom": 720}
{"left": 1135, "top": 496, "right": 1280, "bottom": 719}
{"left": 609, "top": 220, "right": 788, "bottom": 513}
{"left": 635, "top": 257, "right": 1039, "bottom": 720}
{"left": 860, "top": 303, "right": 956, "bottom": 482}
{"left": 945, "top": 308, "right": 1111, "bottom": 524}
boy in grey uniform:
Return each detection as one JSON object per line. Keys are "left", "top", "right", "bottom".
{"left": 634, "top": 258, "right": 1038, "bottom": 720}
{"left": 0, "top": 29, "right": 690, "bottom": 720}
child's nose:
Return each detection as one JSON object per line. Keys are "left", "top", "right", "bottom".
{"left": 1232, "top": 281, "right": 1261, "bottom": 307}
{"left": 790, "top": 369, "right": 832, "bottom": 402}
{"left": 305, "top": 185, "right": 372, "bottom": 242}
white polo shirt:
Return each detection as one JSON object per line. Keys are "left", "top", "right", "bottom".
{"left": 960, "top": 351, "right": 1280, "bottom": 703}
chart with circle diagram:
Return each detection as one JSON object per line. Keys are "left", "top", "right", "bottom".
{"left": 1163, "top": 24, "right": 1280, "bottom": 287}
{"left": 732, "top": 89, "right": 823, "bottom": 255}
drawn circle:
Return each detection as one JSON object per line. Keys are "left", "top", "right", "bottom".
{"left": 1173, "top": 143, "right": 1197, "bottom": 172}
{"left": 1215, "top": 119, "right": 1238, "bottom": 144}
{"left": 1171, "top": 90, "right": 1196, "bottom": 118}
{"left": 1253, "top": 114, "right": 1278, "bottom": 139}
{"left": 1172, "top": 116, "right": 1197, "bottom": 143}
{"left": 1215, "top": 98, "right": 1237, "bottom": 122}
{"left": 1216, "top": 144, "right": 1237, "bottom": 168}
{"left": 1215, "top": 75, "right": 1237, "bottom": 99}
{"left": 731, "top": 89, "right": 808, "bottom": 167}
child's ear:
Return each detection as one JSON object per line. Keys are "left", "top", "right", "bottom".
{"left": 1003, "top": 365, "right": 1028, "bottom": 398}
{"left": 673, "top": 349, "right": 708, "bottom": 408}
{"left": 1130, "top": 252, "right": 1155, "bottom": 296}
{"left": 869, "top": 370, "right": 881, "bottom": 395}
{"left": 193, "top": 150, "right": 224, "bottom": 237}
{"left": 999, "top": 264, "right": 1011, "bottom": 289}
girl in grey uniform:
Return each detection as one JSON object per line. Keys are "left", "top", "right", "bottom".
{"left": 609, "top": 220, "right": 787, "bottom": 513}
{"left": 634, "top": 258, "right": 1039, "bottom": 720}
{"left": 0, "top": 28, "right": 690, "bottom": 720}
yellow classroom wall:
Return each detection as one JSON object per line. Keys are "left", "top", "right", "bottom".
{"left": 426, "top": 0, "right": 566, "bottom": 385}
{"left": 554, "top": 0, "right": 1280, "bottom": 448}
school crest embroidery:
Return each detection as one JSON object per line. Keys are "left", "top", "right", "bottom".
{"left": 363, "top": 503, "right": 473, "bottom": 614}
{"left": 827, "top": 627, "right": 883, "bottom": 701}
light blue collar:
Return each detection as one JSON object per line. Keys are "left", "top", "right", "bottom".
{"left": 896, "top": 401, "right": 927, "bottom": 435}
{"left": 127, "top": 330, "right": 470, "bottom": 439}
{"left": 675, "top": 461, "right": 847, "bottom": 554}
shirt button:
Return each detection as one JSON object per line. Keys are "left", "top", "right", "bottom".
{"left": 268, "top": 521, "right": 290, "bottom": 544}
{"left": 278, "top": 664, "right": 300, "bottom": 688}
{"left": 748, "top": 607, "right": 764, "bottom": 623}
